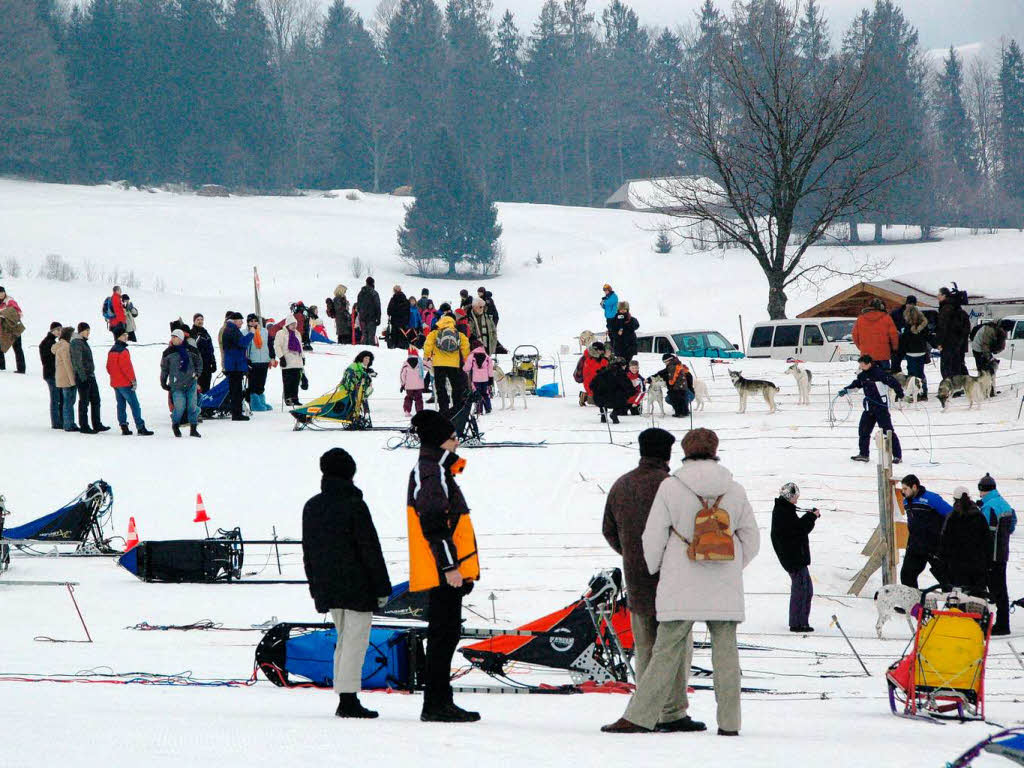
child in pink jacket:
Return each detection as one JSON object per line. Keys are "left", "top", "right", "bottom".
{"left": 463, "top": 346, "right": 494, "bottom": 414}
{"left": 400, "top": 348, "right": 426, "bottom": 416}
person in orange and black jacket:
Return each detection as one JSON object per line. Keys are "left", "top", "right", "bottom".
{"left": 406, "top": 410, "right": 481, "bottom": 724}
{"left": 650, "top": 353, "right": 693, "bottom": 418}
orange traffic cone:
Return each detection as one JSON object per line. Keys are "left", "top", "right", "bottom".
{"left": 194, "top": 494, "right": 211, "bottom": 537}
{"left": 125, "top": 516, "right": 139, "bottom": 552}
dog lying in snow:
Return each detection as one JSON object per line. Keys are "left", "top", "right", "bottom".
{"left": 785, "top": 363, "right": 813, "bottom": 405}
{"left": 874, "top": 584, "right": 921, "bottom": 638}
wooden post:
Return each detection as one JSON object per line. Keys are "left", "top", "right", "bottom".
{"left": 876, "top": 430, "right": 896, "bottom": 586}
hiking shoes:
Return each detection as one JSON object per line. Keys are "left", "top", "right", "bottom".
{"left": 601, "top": 718, "right": 652, "bottom": 734}
{"left": 421, "top": 704, "right": 480, "bottom": 723}
{"left": 655, "top": 716, "right": 707, "bottom": 733}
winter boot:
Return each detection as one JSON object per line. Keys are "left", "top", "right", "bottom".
{"left": 850, "top": 455, "right": 869, "bottom": 462}
{"left": 189, "top": 425, "right": 202, "bottom": 438}
{"left": 578, "top": 392, "right": 587, "bottom": 407}
{"left": 610, "top": 412, "right": 620, "bottom": 425}
{"left": 231, "top": 414, "right": 250, "bottom": 422}
{"left": 655, "top": 716, "right": 707, "bottom": 733}
{"left": 79, "top": 425, "right": 96, "bottom": 435}
{"left": 718, "top": 728, "right": 739, "bottom": 737}
{"left": 600, "top": 718, "right": 652, "bottom": 734}
{"left": 94, "top": 424, "right": 111, "bottom": 433}
{"left": 172, "top": 423, "right": 182, "bottom": 438}
{"left": 335, "top": 693, "right": 378, "bottom": 719}
{"left": 120, "top": 424, "right": 132, "bottom": 436}
{"left": 137, "top": 426, "right": 154, "bottom": 436}
{"left": 420, "top": 703, "right": 480, "bottom": 723}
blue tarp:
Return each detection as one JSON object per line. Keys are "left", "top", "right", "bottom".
{"left": 986, "top": 733, "right": 1024, "bottom": 766}
{"left": 286, "top": 627, "right": 411, "bottom": 689}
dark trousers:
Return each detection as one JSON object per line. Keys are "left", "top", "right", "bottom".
{"left": 473, "top": 382, "right": 492, "bottom": 413}
{"left": 45, "top": 377, "right": 63, "bottom": 428}
{"left": 281, "top": 367, "right": 301, "bottom": 404}
{"left": 76, "top": 377, "right": 102, "bottom": 430}
{"left": 905, "top": 355, "right": 928, "bottom": 396}
{"left": 248, "top": 363, "right": 269, "bottom": 396}
{"left": 360, "top": 320, "right": 378, "bottom": 346}
{"left": 900, "top": 548, "right": 937, "bottom": 589}
{"left": 973, "top": 352, "right": 997, "bottom": 395}
{"left": 197, "top": 368, "right": 213, "bottom": 395}
{"left": 988, "top": 561, "right": 1010, "bottom": 632}
{"left": 403, "top": 389, "right": 424, "bottom": 415}
{"left": 434, "top": 367, "right": 467, "bottom": 418}
{"left": 667, "top": 389, "right": 690, "bottom": 417}
{"left": 940, "top": 345, "right": 966, "bottom": 380}
{"left": 858, "top": 405, "right": 901, "bottom": 459}
{"left": 891, "top": 349, "right": 904, "bottom": 374}
{"left": 788, "top": 567, "right": 813, "bottom": 629}
{"left": 424, "top": 584, "right": 463, "bottom": 711}
{"left": 225, "top": 371, "right": 245, "bottom": 417}
{"left": 0, "top": 335, "right": 26, "bottom": 372}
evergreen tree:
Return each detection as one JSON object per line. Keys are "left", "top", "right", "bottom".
{"left": 998, "top": 39, "right": 1024, "bottom": 202}
{"left": 796, "top": 0, "right": 829, "bottom": 68}
{"left": 0, "top": 0, "right": 72, "bottom": 178}
{"left": 935, "top": 46, "right": 978, "bottom": 185}
{"left": 397, "top": 128, "right": 502, "bottom": 275}
{"left": 650, "top": 28, "right": 684, "bottom": 174}
{"left": 493, "top": 11, "right": 526, "bottom": 200}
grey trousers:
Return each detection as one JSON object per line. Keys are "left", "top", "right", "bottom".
{"left": 630, "top": 612, "right": 690, "bottom": 723}
{"left": 329, "top": 609, "right": 372, "bottom": 694}
{"left": 624, "top": 619, "right": 741, "bottom": 732}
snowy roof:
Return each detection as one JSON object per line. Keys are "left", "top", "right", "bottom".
{"left": 604, "top": 176, "right": 727, "bottom": 212}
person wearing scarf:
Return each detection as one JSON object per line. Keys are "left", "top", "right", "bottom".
{"left": 274, "top": 317, "right": 305, "bottom": 406}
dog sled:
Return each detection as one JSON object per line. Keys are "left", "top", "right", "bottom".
{"left": 511, "top": 345, "right": 540, "bottom": 393}
{"left": 290, "top": 376, "right": 373, "bottom": 431}
{"left": 1, "top": 481, "right": 117, "bottom": 560}
{"left": 199, "top": 375, "right": 251, "bottom": 420}
{"left": 386, "top": 390, "right": 546, "bottom": 450}
{"left": 886, "top": 587, "right": 994, "bottom": 722}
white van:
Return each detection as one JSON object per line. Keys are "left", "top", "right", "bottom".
{"left": 746, "top": 317, "right": 859, "bottom": 362}
{"left": 997, "top": 315, "right": 1024, "bottom": 363}
{"left": 595, "top": 328, "right": 744, "bottom": 358}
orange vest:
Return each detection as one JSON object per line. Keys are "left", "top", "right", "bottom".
{"left": 407, "top": 506, "right": 480, "bottom": 592}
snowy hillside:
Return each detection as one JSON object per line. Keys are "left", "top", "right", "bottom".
{"left": 1, "top": 179, "right": 1022, "bottom": 767}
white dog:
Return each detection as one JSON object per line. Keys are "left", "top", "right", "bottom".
{"left": 691, "top": 374, "right": 710, "bottom": 411}
{"left": 890, "top": 373, "right": 923, "bottom": 407}
{"left": 493, "top": 365, "right": 528, "bottom": 410}
{"left": 785, "top": 363, "right": 813, "bottom": 405}
{"left": 874, "top": 584, "right": 921, "bottom": 638}
{"left": 645, "top": 376, "right": 666, "bottom": 416}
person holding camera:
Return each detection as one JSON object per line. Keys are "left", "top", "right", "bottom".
{"left": 770, "top": 482, "right": 820, "bottom": 633}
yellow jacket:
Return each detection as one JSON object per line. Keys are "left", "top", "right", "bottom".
{"left": 423, "top": 315, "right": 470, "bottom": 368}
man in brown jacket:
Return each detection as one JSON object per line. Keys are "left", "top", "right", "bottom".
{"left": 602, "top": 428, "right": 705, "bottom": 733}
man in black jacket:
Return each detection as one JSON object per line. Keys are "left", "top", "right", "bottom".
{"left": 770, "top": 483, "right": 820, "bottom": 632}
{"left": 302, "top": 448, "right": 392, "bottom": 719}
{"left": 591, "top": 358, "right": 633, "bottom": 424}
{"left": 935, "top": 287, "right": 971, "bottom": 380}
{"left": 40, "top": 322, "right": 63, "bottom": 429}
{"left": 386, "top": 285, "right": 410, "bottom": 349}
{"left": 839, "top": 355, "right": 904, "bottom": 463}
{"left": 189, "top": 314, "right": 217, "bottom": 393}
{"left": 356, "top": 277, "right": 381, "bottom": 346}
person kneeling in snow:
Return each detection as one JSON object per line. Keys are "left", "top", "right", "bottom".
{"left": 839, "top": 354, "right": 903, "bottom": 464}
{"left": 302, "top": 448, "right": 391, "bottom": 719}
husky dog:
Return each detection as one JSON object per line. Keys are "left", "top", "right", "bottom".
{"left": 890, "top": 373, "right": 923, "bottom": 406}
{"left": 785, "top": 363, "right": 813, "bottom": 405}
{"left": 729, "top": 370, "right": 779, "bottom": 414}
{"left": 874, "top": 584, "right": 921, "bottom": 638}
{"left": 691, "top": 374, "right": 710, "bottom": 411}
{"left": 937, "top": 367, "right": 996, "bottom": 410}
{"left": 493, "top": 365, "right": 529, "bottom": 410}
{"left": 578, "top": 330, "right": 596, "bottom": 350}
{"left": 646, "top": 376, "right": 666, "bottom": 416}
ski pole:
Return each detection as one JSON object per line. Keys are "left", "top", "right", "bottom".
{"left": 831, "top": 614, "right": 870, "bottom": 676}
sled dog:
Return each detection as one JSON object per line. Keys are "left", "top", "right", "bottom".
{"left": 691, "top": 374, "right": 710, "bottom": 411}
{"left": 874, "top": 584, "right": 921, "bottom": 638}
{"left": 494, "top": 365, "right": 529, "bottom": 410}
{"left": 890, "top": 373, "right": 923, "bottom": 406}
{"left": 645, "top": 376, "right": 666, "bottom": 416}
{"left": 729, "top": 370, "right": 779, "bottom": 414}
{"left": 937, "top": 366, "right": 996, "bottom": 410}
{"left": 785, "top": 363, "right": 813, "bottom": 405}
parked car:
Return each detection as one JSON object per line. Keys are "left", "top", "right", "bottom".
{"left": 746, "top": 317, "right": 858, "bottom": 362}
{"left": 596, "top": 328, "right": 744, "bottom": 358}
{"left": 997, "top": 315, "right": 1024, "bottom": 363}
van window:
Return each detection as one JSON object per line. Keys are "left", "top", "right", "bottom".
{"left": 821, "top": 320, "right": 855, "bottom": 342}
{"left": 750, "top": 326, "right": 773, "bottom": 348}
{"left": 654, "top": 337, "right": 674, "bottom": 355}
{"left": 636, "top": 336, "right": 653, "bottom": 353}
{"left": 673, "top": 333, "right": 701, "bottom": 353}
{"left": 1015, "top": 322, "right": 1024, "bottom": 341}
{"left": 773, "top": 324, "right": 801, "bottom": 347}
{"left": 803, "top": 324, "right": 824, "bottom": 346}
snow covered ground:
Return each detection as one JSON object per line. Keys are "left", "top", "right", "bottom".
{"left": 1, "top": 179, "right": 1023, "bottom": 767}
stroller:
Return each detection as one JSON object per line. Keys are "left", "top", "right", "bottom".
{"left": 199, "top": 375, "right": 250, "bottom": 420}
{"left": 511, "top": 345, "right": 540, "bottom": 394}
{"left": 290, "top": 376, "right": 373, "bottom": 431}
{"left": 886, "top": 587, "right": 994, "bottom": 721}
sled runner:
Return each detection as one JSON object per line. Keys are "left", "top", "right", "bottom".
{"left": 1, "top": 481, "right": 117, "bottom": 558}
{"left": 290, "top": 376, "right": 372, "bottom": 431}
{"left": 886, "top": 587, "right": 994, "bottom": 721}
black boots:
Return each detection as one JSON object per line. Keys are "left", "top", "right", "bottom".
{"left": 189, "top": 425, "right": 201, "bottom": 438}
{"left": 138, "top": 426, "right": 154, "bottom": 436}
{"left": 335, "top": 693, "right": 378, "bottom": 719}
{"left": 420, "top": 703, "right": 481, "bottom": 723}
{"left": 121, "top": 424, "right": 132, "bottom": 435}
{"left": 172, "top": 424, "right": 182, "bottom": 438}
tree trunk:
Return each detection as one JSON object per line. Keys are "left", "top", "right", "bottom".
{"left": 873, "top": 222, "right": 883, "bottom": 243}
{"left": 766, "top": 271, "right": 788, "bottom": 319}
{"left": 848, "top": 219, "right": 859, "bottom": 243}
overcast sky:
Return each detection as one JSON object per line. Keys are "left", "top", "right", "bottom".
{"left": 340, "top": 0, "right": 1024, "bottom": 53}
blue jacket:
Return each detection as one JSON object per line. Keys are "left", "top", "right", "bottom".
{"left": 903, "top": 487, "right": 953, "bottom": 554}
{"left": 601, "top": 292, "right": 619, "bottom": 320}
{"left": 409, "top": 305, "right": 422, "bottom": 331}
{"left": 846, "top": 364, "right": 903, "bottom": 410}
{"left": 222, "top": 323, "right": 253, "bottom": 373}
{"left": 980, "top": 489, "right": 1017, "bottom": 562}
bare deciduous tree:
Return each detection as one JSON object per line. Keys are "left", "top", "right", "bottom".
{"left": 261, "top": 0, "right": 319, "bottom": 66}
{"left": 658, "top": 1, "right": 909, "bottom": 319}
{"left": 965, "top": 56, "right": 998, "bottom": 183}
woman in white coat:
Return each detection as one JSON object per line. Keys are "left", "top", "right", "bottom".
{"left": 274, "top": 317, "right": 305, "bottom": 406}
{"left": 602, "top": 428, "right": 759, "bottom": 737}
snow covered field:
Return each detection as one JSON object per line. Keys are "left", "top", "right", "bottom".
{"left": 1, "top": 180, "right": 1023, "bottom": 767}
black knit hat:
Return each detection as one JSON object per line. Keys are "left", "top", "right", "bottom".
{"left": 110, "top": 323, "right": 127, "bottom": 337}
{"left": 320, "top": 448, "right": 356, "bottom": 480}
{"left": 662, "top": 353, "right": 675, "bottom": 362}
{"left": 638, "top": 428, "right": 674, "bottom": 462}
{"left": 366, "top": 276, "right": 375, "bottom": 287}
{"left": 412, "top": 410, "right": 456, "bottom": 448}
{"left": 978, "top": 473, "right": 997, "bottom": 493}
{"left": 906, "top": 295, "right": 917, "bottom": 305}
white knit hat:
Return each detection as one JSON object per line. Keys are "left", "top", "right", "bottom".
{"left": 952, "top": 486, "right": 970, "bottom": 500}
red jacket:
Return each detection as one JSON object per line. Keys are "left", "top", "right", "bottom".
{"left": 106, "top": 342, "right": 136, "bottom": 388}
{"left": 110, "top": 292, "right": 127, "bottom": 328}
{"left": 582, "top": 350, "right": 608, "bottom": 395}
{"left": 852, "top": 309, "right": 899, "bottom": 362}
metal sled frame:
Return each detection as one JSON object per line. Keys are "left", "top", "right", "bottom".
{"left": 291, "top": 379, "right": 372, "bottom": 431}
{"left": 511, "top": 345, "right": 541, "bottom": 393}
{"left": 2, "top": 481, "right": 118, "bottom": 559}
